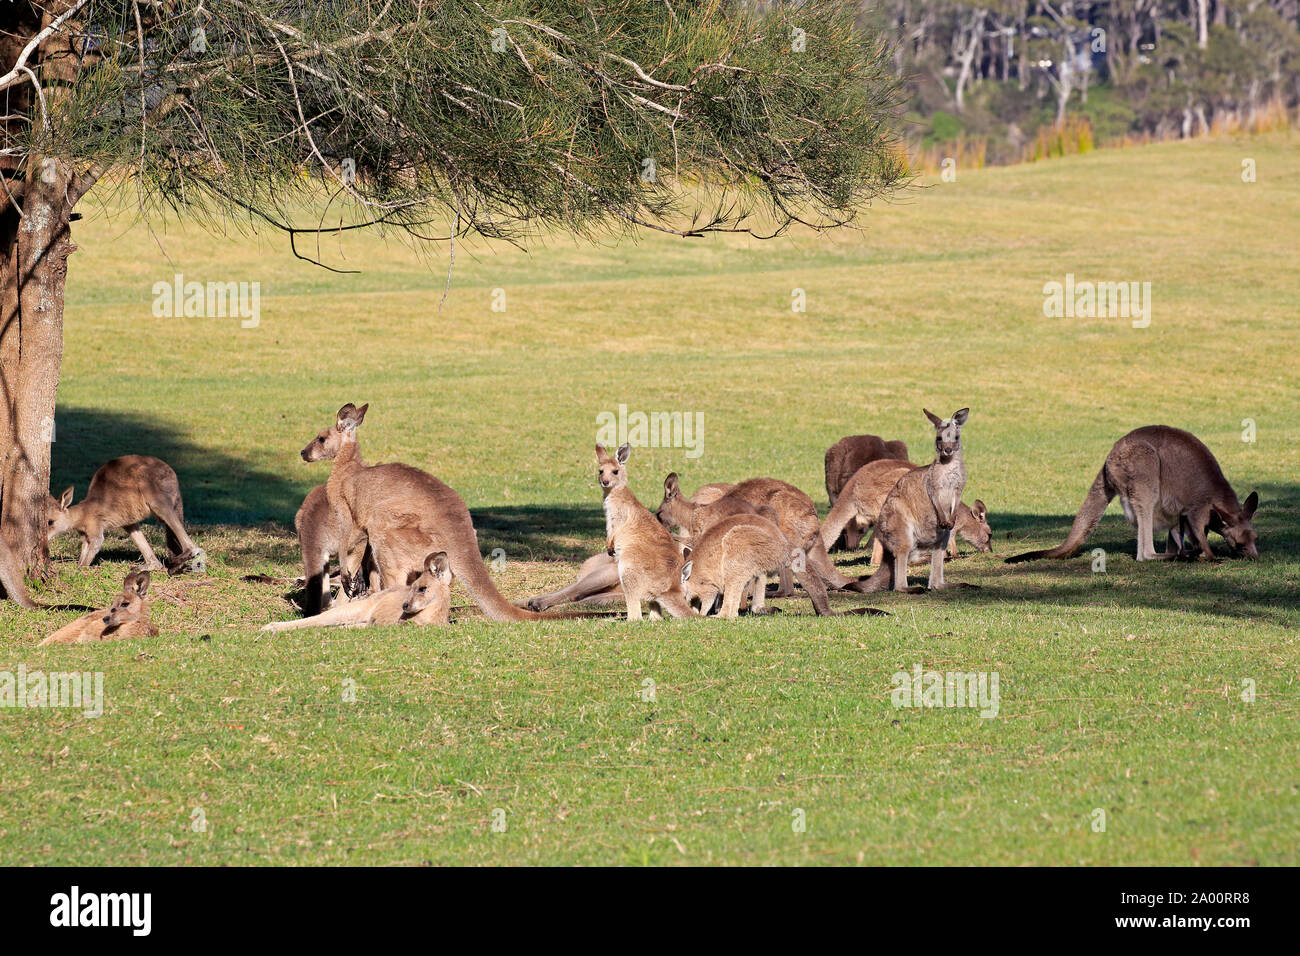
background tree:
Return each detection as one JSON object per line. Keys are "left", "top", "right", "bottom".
{"left": 0, "top": 0, "right": 908, "bottom": 583}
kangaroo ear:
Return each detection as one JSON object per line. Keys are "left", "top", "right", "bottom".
{"left": 952, "top": 408, "right": 970, "bottom": 426}
{"left": 664, "top": 473, "right": 679, "bottom": 497}
{"left": 681, "top": 546, "right": 693, "bottom": 561}
{"left": 681, "top": 560, "right": 693, "bottom": 583}
{"left": 1242, "top": 491, "right": 1259, "bottom": 519}
{"left": 59, "top": 486, "right": 75, "bottom": 509}
{"left": 616, "top": 443, "right": 631, "bottom": 464}
{"left": 129, "top": 571, "right": 151, "bottom": 597}
{"left": 923, "top": 408, "right": 943, "bottom": 428}
{"left": 595, "top": 443, "right": 608, "bottom": 461}
{"left": 426, "top": 551, "right": 450, "bottom": 578}
{"left": 1212, "top": 503, "right": 1232, "bottom": 524}
{"left": 973, "top": 499, "right": 986, "bottom": 519}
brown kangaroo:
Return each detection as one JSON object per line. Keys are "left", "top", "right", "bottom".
{"left": 825, "top": 434, "right": 910, "bottom": 506}
{"left": 1006, "top": 425, "right": 1259, "bottom": 563}
{"left": 655, "top": 473, "right": 735, "bottom": 532}
{"left": 819, "top": 459, "right": 916, "bottom": 552}
{"left": 295, "top": 484, "right": 375, "bottom": 616}
{"left": 39, "top": 571, "right": 159, "bottom": 645}
{"left": 866, "top": 499, "right": 991, "bottom": 565}
{"left": 720, "top": 478, "right": 871, "bottom": 613}
{"left": 860, "top": 408, "right": 970, "bottom": 593}
{"left": 47, "top": 456, "right": 201, "bottom": 573}
{"left": 680, "top": 513, "right": 797, "bottom": 617}
{"left": 0, "top": 536, "right": 35, "bottom": 608}
{"left": 262, "top": 551, "right": 453, "bottom": 632}
{"left": 303, "top": 403, "right": 547, "bottom": 622}
{"left": 599, "top": 443, "right": 694, "bottom": 621}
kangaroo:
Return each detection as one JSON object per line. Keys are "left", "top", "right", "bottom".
{"left": 655, "top": 473, "right": 735, "bottom": 532}
{"left": 860, "top": 408, "right": 970, "bottom": 593}
{"left": 1006, "top": 425, "right": 1259, "bottom": 563}
{"left": 680, "top": 514, "right": 797, "bottom": 617}
{"left": 719, "top": 478, "right": 868, "bottom": 613}
{"left": 294, "top": 484, "right": 375, "bottom": 616}
{"left": 39, "top": 571, "right": 159, "bottom": 646}
{"left": 866, "top": 499, "right": 992, "bottom": 565}
{"left": 262, "top": 551, "right": 453, "bottom": 632}
{"left": 819, "top": 459, "right": 916, "bottom": 552}
{"left": 599, "top": 444, "right": 694, "bottom": 621}
{"left": 303, "top": 403, "right": 551, "bottom": 622}
{"left": 825, "top": 434, "right": 910, "bottom": 506}
{"left": 0, "top": 536, "right": 35, "bottom": 608}
{"left": 47, "top": 455, "right": 202, "bottom": 573}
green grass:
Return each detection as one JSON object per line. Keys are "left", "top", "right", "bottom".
{"left": 2, "top": 134, "right": 1298, "bottom": 865}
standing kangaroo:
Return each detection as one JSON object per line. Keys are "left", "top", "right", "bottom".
{"left": 302, "top": 403, "right": 548, "bottom": 622}
{"left": 820, "top": 459, "right": 916, "bottom": 552}
{"left": 599, "top": 443, "right": 694, "bottom": 621}
{"left": 262, "top": 551, "right": 453, "bottom": 632}
{"left": 860, "top": 408, "right": 970, "bottom": 593}
{"left": 47, "top": 456, "right": 201, "bottom": 573}
{"left": 1006, "top": 426, "right": 1259, "bottom": 563}
{"left": 680, "top": 513, "right": 796, "bottom": 617}
{"left": 824, "top": 434, "right": 910, "bottom": 506}
{"left": 655, "top": 473, "right": 735, "bottom": 532}
{"left": 0, "top": 537, "right": 35, "bottom": 608}
{"left": 39, "top": 571, "right": 159, "bottom": 646}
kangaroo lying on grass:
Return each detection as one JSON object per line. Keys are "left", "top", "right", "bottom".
{"left": 860, "top": 408, "right": 970, "bottom": 593}
{"left": 1006, "top": 425, "right": 1259, "bottom": 563}
{"left": 47, "top": 456, "right": 202, "bottom": 573}
{"left": 599, "top": 443, "right": 694, "bottom": 620}
{"left": 39, "top": 571, "right": 158, "bottom": 645}
{"left": 0, "top": 537, "right": 35, "bottom": 608}
{"left": 262, "top": 551, "right": 453, "bottom": 632}
{"left": 303, "top": 403, "right": 554, "bottom": 622}
{"left": 680, "top": 513, "right": 797, "bottom": 617}
{"left": 295, "top": 484, "right": 375, "bottom": 616}
{"left": 824, "top": 434, "right": 910, "bottom": 506}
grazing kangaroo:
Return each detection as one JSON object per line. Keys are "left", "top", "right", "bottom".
{"left": 866, "top": 499, "right": 992, "bottom": 566}
{"left": 303, "top": 403, "right": 551, "bottom": 622}
{"left": 714, "top": 479, "right": 858, "bottom": 614}
{"left": 0, "top": 537, "right": 35, "bottom": 608}
{"left": 295, "top": 484, "right": 374, "bottom": 616}
{"left": 599, "top": 444, "right": 694, "bottom": 621}
{"left": 860, "top": 408, "right": 970, "bottom": 593}
{"left": 820, "top": 459, "right": 916, "bottom": 552}
{"left": 655, "top": 473, "right": 735, "bottom": 532}
{"left": 39, "top": 571, "right": 159, "bottom": 646}
{"left": 1006, "top": 425, "right": 1259, "bottom": 563}
{"left": 680, "top": 513, "right": 797, "bottom": 617}
{"left": 825, "top": 434, "right": 910, "bottom": 506}
{"left": 262, "top": 551, "right": 453, "bottom": 632}
{"left": 47, "top": 456, "right": 201, "bottom": 573}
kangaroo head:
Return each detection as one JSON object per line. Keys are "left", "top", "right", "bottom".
{"left": 401, "top": 551, "right": 454, "bottom": 615}
{"left": 103, "top": 571, "right": 150, "bottom": 628}
{"left": 45, "top": 486, "right": 76, "bottom": 540}
{"left": 595, "top": 443, "right": 631, "bottom": 493}
{"left": 655, "top": 472, "right": 691, "bottom": 529}
{"left": 924, "top": 407, "right": 968, "bottom": 463}
{"left": 958, "top": 499, "right": 993, "bottom": 553}
{"left": 302, "top": 403, "right": 369, "bottom": 462}
{"left": 1213, "top": 491, "right": 1259, "bottom": 559}
{"left": 679, "top": 559, "right": 717, "bottom": 614}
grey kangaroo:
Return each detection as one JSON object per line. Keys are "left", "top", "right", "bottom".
{"left": 46, "top": 455, "right": 202, "bottom": 573}
{"left": 860, "top": 408, "right": 970, "bottom": 593}
{"left": 1006, "top": 425, "right": 1259, "bottom": 563}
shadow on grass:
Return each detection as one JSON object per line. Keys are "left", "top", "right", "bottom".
{"left": 52, "top": 406, "right": 310, "bottom": 525}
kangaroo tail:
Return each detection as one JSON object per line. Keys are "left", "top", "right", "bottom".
{"left": 1006, "top": 466, "right": 1113, "bottom": 563}
{"left": 452, "top": 549, "right": 540, "bottom": 621}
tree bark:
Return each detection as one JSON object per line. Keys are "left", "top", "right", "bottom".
{"left": 0, "top": 161, "right": 74, "bottom": 577}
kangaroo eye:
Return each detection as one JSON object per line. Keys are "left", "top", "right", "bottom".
{"left": 418, "top": 586, "right": 427, "bottom": 593}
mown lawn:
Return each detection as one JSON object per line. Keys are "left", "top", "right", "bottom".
{"left": 1, "top": 133, "right": 1297, "bottom": 865}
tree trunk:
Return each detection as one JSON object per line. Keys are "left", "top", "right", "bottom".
{"left": 0, "top": 160, "right": 75, "bottom": 576}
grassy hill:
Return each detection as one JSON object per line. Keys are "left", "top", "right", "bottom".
{"left": 1, "top": 133, "right": 1296, "bottom": 865}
